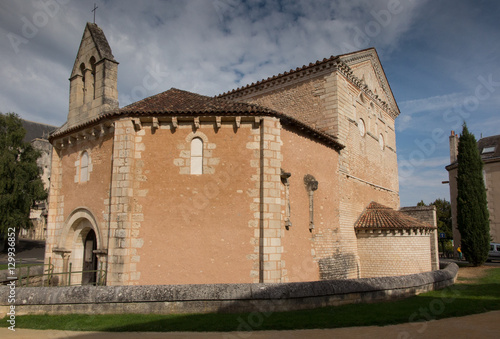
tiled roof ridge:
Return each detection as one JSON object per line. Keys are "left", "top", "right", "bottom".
{"left": 355, "top": 201, "right": 435, "bottom": 230}
{"left": 49, "top": 88, "right": 344, "bottom": 150}
{"left": 121, "top": 88, "right": 275, "bottom": 113}
{"left": 216, "top": 54, "right": 342, "bottom": 97}
{"left": 215, "top": 47, "right": 398, "bottom": 119}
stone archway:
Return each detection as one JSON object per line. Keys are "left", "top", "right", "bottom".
{"left": 57, "top": 208, "right": 104, "bottom": 285}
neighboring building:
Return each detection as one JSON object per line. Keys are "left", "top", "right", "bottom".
{"left": 447, "top": 131, "right": 500, "bottom": 253}
{"left": 20, "top": 119, "right": 57, "bottom": 240}
{"left": 44, "top": 23, "right": 437, "bottom": 286}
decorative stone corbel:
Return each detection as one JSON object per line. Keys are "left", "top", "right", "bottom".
{"left": 68, "top": 136, "right": 77, "bottom": 146}
{"left": 194, "top": 117, "right": 200, "bottom": 129}
{"left": 172, "top": 117, "right": 178, "bottom": 129}
{"left": 104, "top": 122, "right": 114, "bottom": 133}
{"left": 53, "top": 140, "right": 63, "bottom": 150}
{"left": 235, "top": 116, "right": 241, "bottom": 128}
{"left": 216, "top": 116, "right": 222, "bottom": 129}
{"left": 254, "top": 116, "right": 262, "bottom": 128}
{"left": 152, "top": 117, "right": 159, "bottom": 131}
{"left": 132, "top": 118, "right": 142, "bottom": 131}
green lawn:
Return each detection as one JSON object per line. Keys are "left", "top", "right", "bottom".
{"left": 2, "top": 267, "right": 500, "bottom": 332}
{"left": 0, "top": 263, "right": 32, "bottom": 270}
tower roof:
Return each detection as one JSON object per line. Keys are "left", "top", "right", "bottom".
{"left": 85, "top": 22, "right": 116, "bottom": 62}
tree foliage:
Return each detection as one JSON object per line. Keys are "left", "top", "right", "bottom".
{"left": 433, "top": 198, "right": 452, "bottom": 239}
{"left": 0, "top": 113, "right": 47, "bottom": 240}
{"left": 456, "top": 123, "right": 490, "bottom": 266}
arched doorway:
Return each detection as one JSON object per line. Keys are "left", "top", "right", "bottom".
{"left": 82, "top": 229, "right": 97, "bottom": 285}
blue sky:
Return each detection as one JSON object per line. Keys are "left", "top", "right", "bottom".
{"left": 0, "top": 0, "right": 499, "bottom": 207}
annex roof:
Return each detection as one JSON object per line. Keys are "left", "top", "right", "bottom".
{"left": 355, "top": 202, "right": 435, "bottom": 230}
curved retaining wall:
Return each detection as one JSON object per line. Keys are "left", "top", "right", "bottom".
{"left": 0, "top": 263, "right": 458, "bottom": 317}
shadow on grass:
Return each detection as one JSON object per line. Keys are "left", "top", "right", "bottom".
{"left": 8, "top": 278, "right": 500, "bottom": 336}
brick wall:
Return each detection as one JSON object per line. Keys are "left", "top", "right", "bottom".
{"left": 45, "top": 128, "right": 114, "bottom": 284}
{"left": 280, "top": 125, "right": 342, "bottom": 281}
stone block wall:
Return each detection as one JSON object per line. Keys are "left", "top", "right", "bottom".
{"left": 484, "top": 161, "right": 500, "bottom": 242}
{"left": 0, "top": 263, "right": 458, "bottom": 317}
{"left": 68, "top": 26, "right": 118, "bottom": 129}
{"left": 44, "top": 128, "right": 114, "bottom": 285}
{"left": 400, "top": 205, "right": 439, "bottom": 271}
{"left": 356, "top": 229, "right": 433, "bottom": 277}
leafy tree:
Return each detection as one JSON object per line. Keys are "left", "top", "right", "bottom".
{"left": 433, "top": 198, "right": 452, "bottom": 239}
{"left": 456, "top": 123, "right": 490, "bottom": 266}
{"left": 0, "top": 113, "right": 47, "bottom": 247}
{"left": 417, "top": 200, "right": 426, "bottom": 207}
{"left": 415, "top": 199, "right": 453, "bottom": 255}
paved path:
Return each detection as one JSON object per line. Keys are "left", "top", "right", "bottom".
{"left": 1, "top": 311, "right": 499, "bottom": 338}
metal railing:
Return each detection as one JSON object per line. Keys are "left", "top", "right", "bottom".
{"left": 6, "top": 258, "right": 107, "bottom": 287}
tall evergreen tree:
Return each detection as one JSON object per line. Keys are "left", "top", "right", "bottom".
{"left": 456, "top": 123, "right": 490, "bottom": 266}
{"left": 0, "top": 113, "right": 47, "bottom": 247}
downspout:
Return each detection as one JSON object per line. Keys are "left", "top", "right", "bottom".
{"left": 259, "top": 116, "right": 265, "bottom": 283}
{"left": 105, "top": 122, "right": 116, "bottom": 284}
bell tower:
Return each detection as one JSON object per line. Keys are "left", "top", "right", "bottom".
{"left": 68, "top": 23, "right": 118, "bottom": 127}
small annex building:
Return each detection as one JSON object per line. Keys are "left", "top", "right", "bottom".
{"left": 44, "top": 23, "right": 438, "bottom": 286}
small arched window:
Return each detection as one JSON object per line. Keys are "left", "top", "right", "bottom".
{"left": 379, "top": 134, "right": 385, "bottom": 150}
{"left": 190, "top": 138, "right": 203, "bottom": 175}
{"left": 89, "top": 56, "right": 96, "bottom": 100}
{"left": 358, "top": 118, "right": 366, "bottom": 137}
{"left": 80, "top": 152, "right": 89, "bottom": 182}
{"left": 79, "top": 63, "right": 86, "bottom": 104}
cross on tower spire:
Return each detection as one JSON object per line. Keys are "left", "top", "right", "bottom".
{"left": 92, "top": 3, "right": 98, "bottom": 24}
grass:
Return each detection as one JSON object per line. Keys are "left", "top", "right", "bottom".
{"left": 2, "top": 267, "right": 500, "bottom": 332}
{"left": 0, "top": 263, "right": 32, "bottom": 270}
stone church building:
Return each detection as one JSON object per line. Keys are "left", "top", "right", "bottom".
{"left": 44, "top": 23, "right": 438, "bottom": 286}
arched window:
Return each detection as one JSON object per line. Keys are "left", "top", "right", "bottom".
{"left": 190, "top": 138, "right": 203, "bottom": 175}
{"left": 79, "top": 63, "right": 86, "bottom": 104}
{"left": 89, "top": 56, "right": 96, "bottom": 100}
{"left": 358, "top": 118, "right": 366, "bottom": 137}
{"left": 379, "top": 134, "right": 385, "bottom": 150}
{"left": 80, "top": 152, "right": 89, "bottom": 182}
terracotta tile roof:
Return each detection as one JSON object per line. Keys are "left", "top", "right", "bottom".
{"left": 355, "top": 202, "right": 434, "bottom": 230}
{"left": 121, "top": 88, "right": 276, "bottom": 114}
{"left": 50, "top": 88, "right": 344, "bottom": 150}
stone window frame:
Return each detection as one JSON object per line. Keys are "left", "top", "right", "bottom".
{"left": 358, "top": 118, "right": 366, "bottom": 137}
{"left": 173, "top": 131, "right": 219, "bottom": 175}
{"left": 75, "top": 150, "right": 92, "bottom": 183}
{"left": 190, "top": 137, "right": 204, "bottom": 175}
{"left": 379, "top": 133, "right": 385, "bottom": 150}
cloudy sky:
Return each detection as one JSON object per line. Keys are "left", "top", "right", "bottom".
{"left": 1, "top": 0, "right": 499, "bottom": 206}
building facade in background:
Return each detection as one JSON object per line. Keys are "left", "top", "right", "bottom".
{"left": 447, "top": 131, "right": 500, "bottom": 254}
{"left": 20, "top": 119, "right": 56, "bottom": 240}
{"left": 44, "top": 23, "right": 437, "bottom": 286}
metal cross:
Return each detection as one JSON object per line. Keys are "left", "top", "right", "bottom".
{"left": 92, "top": 3, "right": 98, "bottom": 24}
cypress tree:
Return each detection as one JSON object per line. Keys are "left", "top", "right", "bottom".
{"left": 456, "top": 123, "right": 490, "bottom": 266}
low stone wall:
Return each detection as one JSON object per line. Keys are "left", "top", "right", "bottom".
{"left": 0, "top": 263, "right": 458, "bottom": 317}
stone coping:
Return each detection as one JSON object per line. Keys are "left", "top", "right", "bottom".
{"left": 0, "top": 264, "right": 458, "bottom": 308}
